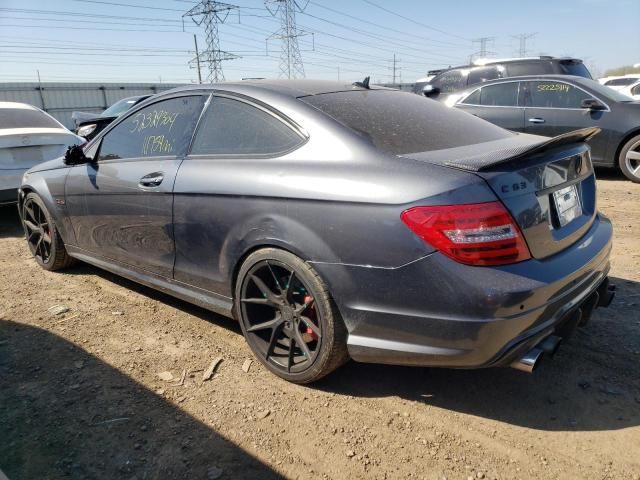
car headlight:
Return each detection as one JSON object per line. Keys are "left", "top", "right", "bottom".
{"left": 77, "top": 124, "right": 97, "bottom": 137}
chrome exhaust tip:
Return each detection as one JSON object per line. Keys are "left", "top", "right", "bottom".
{"left": 511, "top": 347, "right": 543, "bottom": 373}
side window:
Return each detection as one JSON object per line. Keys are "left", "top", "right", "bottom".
{"left": 432, "top": 70, "right": 467, "bottom": 93}
{"left": 506, "top": 62, "right": 552, "bottom": 76}
{"left": 98, "top": 96, "right": 205, "bottom": 161}
{"left": 460, "top": 89, "right": 481, "bottom": 105}
{"left": 480, "top": 83, "right": 519, "bottom": 106}
{"left": 524, "top": 81, "right": 590, "bottom": 108}
{"left": 467, "top": 67, "right": 500, "bottom": 87}
{"left": 190, "top": 96, "right": 303, "bottom": 155}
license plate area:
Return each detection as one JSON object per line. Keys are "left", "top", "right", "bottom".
{"left": 552, "top": 184, "right": 582, "bottom": 228}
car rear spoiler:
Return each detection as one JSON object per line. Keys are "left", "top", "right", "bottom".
{"left": 403, "top": 127, "right": 601, "bottom": 173}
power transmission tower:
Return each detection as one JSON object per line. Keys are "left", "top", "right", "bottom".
{"left": 389, "top": 54, "right": 401, "bottom": 84}
{"left": 265, "top": 0, "right": 310, "bottom": 79}
{"left": 183, "top": 1, "right": 239, "bottom": 83}
{"left": 471, "top": 36, "right": 495, "bottom": 62}
{"left": 512, "top": 32, "right": 537, "bottom": 57}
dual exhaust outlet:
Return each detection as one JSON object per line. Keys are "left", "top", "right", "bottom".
{"left": 510, "top": 281, "right": 615, "bottom": 374}
{"left": 510, "top": 335, "right": 562, "bottom": 373}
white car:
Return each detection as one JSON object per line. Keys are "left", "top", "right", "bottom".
{"left": 601, "top": 75, "right": 640, "bottom": 91}
{"left": 1, "top": 102, "right": 83, "bottom": 204}
{"left": 619, "top": 80, "right": 640, "bottom": 100}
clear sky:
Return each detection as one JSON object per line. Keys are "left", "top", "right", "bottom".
{"left": 0, "top": 0, "right": 638, "bottom": 84}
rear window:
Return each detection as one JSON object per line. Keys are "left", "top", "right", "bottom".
{"left": 505, "top": 62, "right": 553, "bottom": 76}
{"left": 301, "top": 90, "right": 511, "bottom": 155}
{"left": 0, "top": 108, "right": 62, "bottom": 130}
{"left": 559, "top": 61, "right": 592, "bottom": 79}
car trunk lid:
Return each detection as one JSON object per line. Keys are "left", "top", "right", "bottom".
{"left": 0, "top": 129, "right": 79, "bottom": 169}
{"left": 402, "top": 128, "right": 599, "bottom": 260}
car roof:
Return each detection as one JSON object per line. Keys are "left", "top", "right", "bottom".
{"left": 0, "top": 101, "right": 39, "bottom": 110}
{"left": 156, "top": 79, "right": 391, "bottom": 100}
{"left": 432, "top": 57, "right": 583, "bottom": 74}
{"left": 463, "top": 74, "right": 593, "bottom": 88}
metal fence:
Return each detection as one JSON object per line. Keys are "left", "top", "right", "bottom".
{"left": 0, "top": 82, "right": 185, "bottom": 129}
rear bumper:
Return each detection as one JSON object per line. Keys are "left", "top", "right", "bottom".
{"left": 0, "top": 169, "right": 26, "bottom": 204}
{"left": 0, "top": 188, "right": 20, "bottom": 205}
{"left": 310, "top": 213, "right": 613, "bottom": 368}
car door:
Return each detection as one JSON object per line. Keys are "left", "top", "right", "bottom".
{"left": 65, "top": 94, "right": 207, "bottom": 277}
{"left": 521, "top": 80, "right": 611, "bottom": 163}
{"left": 456, "top": 81, "right": 526, "bottom": 132}
{"left": 172, "top": 94, "right": 306, "bottom": 296}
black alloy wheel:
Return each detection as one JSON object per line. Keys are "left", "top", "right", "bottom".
{"left": 235, "top": 248, "right": 348, "bottom": 383}
{"left": 23, "top": 195, "right": 53, "bottom": 264}
{"left": 21, "top": 193, "right": 75, "bottom": 271}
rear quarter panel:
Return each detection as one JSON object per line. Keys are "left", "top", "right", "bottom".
{"left": 172, "top": 133, "right": 497, "bottom": 296}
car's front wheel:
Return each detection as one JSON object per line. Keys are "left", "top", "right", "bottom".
{"left": 235, "top": 248, "right": 349, "bottom": 384}
{"left": 21, "top": 192, "right": 76, "bottom": 271}
{"left": 618, "top": 134, "right": 640, "bottom": 183}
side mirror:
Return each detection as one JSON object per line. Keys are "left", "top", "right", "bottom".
{"left": 581, "top": 98, "right": 606, "bottom": 111}
{"left": 64, "top": 144, "right": 92, "bottom": 166}
{"left": 422, "top": 84, "right": 440, "bottom": 97}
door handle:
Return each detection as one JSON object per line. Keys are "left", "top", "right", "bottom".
{"left": 139, "top": 172, "right": 164, "bottom": 187}
{"left": 528, "top": 117, "right": 546, "bottom": 124}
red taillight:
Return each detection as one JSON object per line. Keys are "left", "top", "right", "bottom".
{"left": 400, "top": 201, "right": 531, "bottom": 266}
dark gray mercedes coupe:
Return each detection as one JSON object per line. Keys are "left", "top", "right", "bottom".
{"left": 18, "top": 80, "right": 614, "bottom": 383}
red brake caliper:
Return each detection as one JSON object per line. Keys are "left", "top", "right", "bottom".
{"left": 301, "top": 295, "right": 319, "bottom": 342}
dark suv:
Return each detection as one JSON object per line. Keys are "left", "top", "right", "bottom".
{"left": 415, "top": 56, "right": 592, "bottom": 100}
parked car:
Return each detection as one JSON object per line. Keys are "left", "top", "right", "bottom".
{"left": 619, "top": 79, "right": 640, "bottom": 100}
{"left": 0, "top": 102, "right": 82, "bottom": 204}
{"left": 601, "top": 75, "right": 640, "bottom": 91}
{"left": 415, "top": 56, "right": 592, "bottom": 101}
{"left": 453, "top": 75, "right": 640, "bottom": 182}
{"left": 19, "top": 80, "right": 614, "bottom": 383}
{"left": 75, "top": 95, "right": 152, "bottom": 141}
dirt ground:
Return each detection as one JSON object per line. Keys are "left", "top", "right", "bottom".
{"left": 1, "top": 170, "right": 639, "bottom": 480}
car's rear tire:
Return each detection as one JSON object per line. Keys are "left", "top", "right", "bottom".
{"left": 234, "top": 248, "right": 349, "bottom": 384}
{"left": 21, "top": 192, "right": 76, "bottom": 271}
{"left": 618, "top": 135, "right": 640, "bottom": 183}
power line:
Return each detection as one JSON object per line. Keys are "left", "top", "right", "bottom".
{"left": 360, "top": 0, "right": 470, "bottom": 42}
{"left": 183, "top": 1, "right": 240, "bottom": 82}
{"left": 299, "top": 10, "right": 460, "bottom": 61}
{"left": 71, "top": 0, "right": 186, "bottom": 12}
{"left": 265, "top": 0, "right": 309, "bottom": 79}
{"left": 0, "top": 7, "right": 184, "bottom": 23}
{"left": 307, "top": 1, "right": 466, "bottom": 48}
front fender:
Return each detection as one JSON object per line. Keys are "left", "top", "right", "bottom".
{"left": 20, "top": 167, "right": 75, "bottom": 245}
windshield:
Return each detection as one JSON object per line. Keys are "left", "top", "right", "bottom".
{"left": 101, "top": 98, "right": 139, "bottom": 117}
{"left": 0, "top": 108, "right": 62, "bottom": 129}
{"left": 559, "top": 61, "right": 592, "bottom": 79}
{"left": 301, "top": 89, "right": 511, "bottom": 155}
